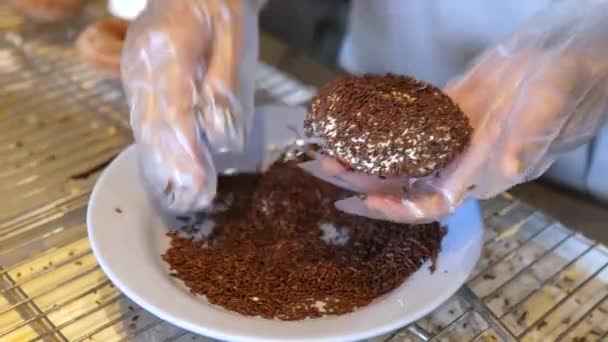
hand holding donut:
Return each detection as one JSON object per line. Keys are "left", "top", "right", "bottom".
{"left": 301, "top": 0, "right": 608, "bottom": 224}
{"left": 121, "top": 0, "right": 261, "bottom": 213}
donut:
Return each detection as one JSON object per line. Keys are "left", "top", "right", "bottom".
{"left": 304, "top": 74, "right": 473, "bottom": 178}
{"left": 76, "top": 17, "right": 129, "bottom": 77}
{"left": 7, "top": 0, "right": 84, "bottom": 22}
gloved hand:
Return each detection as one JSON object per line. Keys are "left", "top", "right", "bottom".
{"left": 121, "top": 0, "right": 260, "bottom": 213}
{"left": 301, "top": 0, "right": 608, "bottom": 223}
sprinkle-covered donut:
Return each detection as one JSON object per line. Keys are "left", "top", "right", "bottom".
{"left": 305, "top": 74, "right": 472, "bottom": 178}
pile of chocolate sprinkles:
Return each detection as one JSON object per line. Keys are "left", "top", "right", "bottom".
{"left": 163, "top": 157, "right": 446, "bottom": 321}
{"left": 304, "top": 74, "right": 472, "bottom": 178}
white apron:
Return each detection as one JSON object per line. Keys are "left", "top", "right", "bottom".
{"left": 339, "top": 0, "right": 608, "bottom": 202}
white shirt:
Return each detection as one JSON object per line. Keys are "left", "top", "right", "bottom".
{"left": 339, "top": 0, "right": 552, "bottom": 86}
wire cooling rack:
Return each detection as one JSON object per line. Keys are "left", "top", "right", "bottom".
{"left": 0, "top": 3, "right": 606, "bottom": 342}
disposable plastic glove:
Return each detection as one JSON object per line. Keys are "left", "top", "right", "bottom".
{"left": 300, "top": 0, "right": 608, "bottom": 223}
{"left": 121, "top": 0, "right": 260, "bottom": 213}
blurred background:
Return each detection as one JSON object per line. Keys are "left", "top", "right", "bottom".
{"left": 260, "top": 0, "right": 348, "bottom": 68}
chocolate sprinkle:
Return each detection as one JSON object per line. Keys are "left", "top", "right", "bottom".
{"left": 304, "top": 74, "right": 472, "bottom": 177}
{"left": 163, "top": 157, "right": 446, "bottom": 320}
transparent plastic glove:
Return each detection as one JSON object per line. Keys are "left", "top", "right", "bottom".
{"left": 121, "top": 0, "right": 259, "bottom": 213}
{"left": 300, "top": 0, "right": 608, "bottom": 223}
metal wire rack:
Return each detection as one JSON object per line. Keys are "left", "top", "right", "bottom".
{"left": 0, "top": 3, "right": 606, "bottom": 342}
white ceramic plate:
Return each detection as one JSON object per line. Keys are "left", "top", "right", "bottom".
{"left": 87, "top": 106, "right": 483, "bottom": 342}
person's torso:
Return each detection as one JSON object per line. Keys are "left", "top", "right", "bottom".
{"left": 339, "top": 0, "right": 553, "bottom": 86}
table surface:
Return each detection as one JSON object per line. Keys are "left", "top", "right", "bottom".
{"left": 0, "top": 2, "right": 606, "bottom": 342}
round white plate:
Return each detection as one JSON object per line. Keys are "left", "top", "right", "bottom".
{"left": 87, "top": 106, "right": 483, "bottom": 342}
